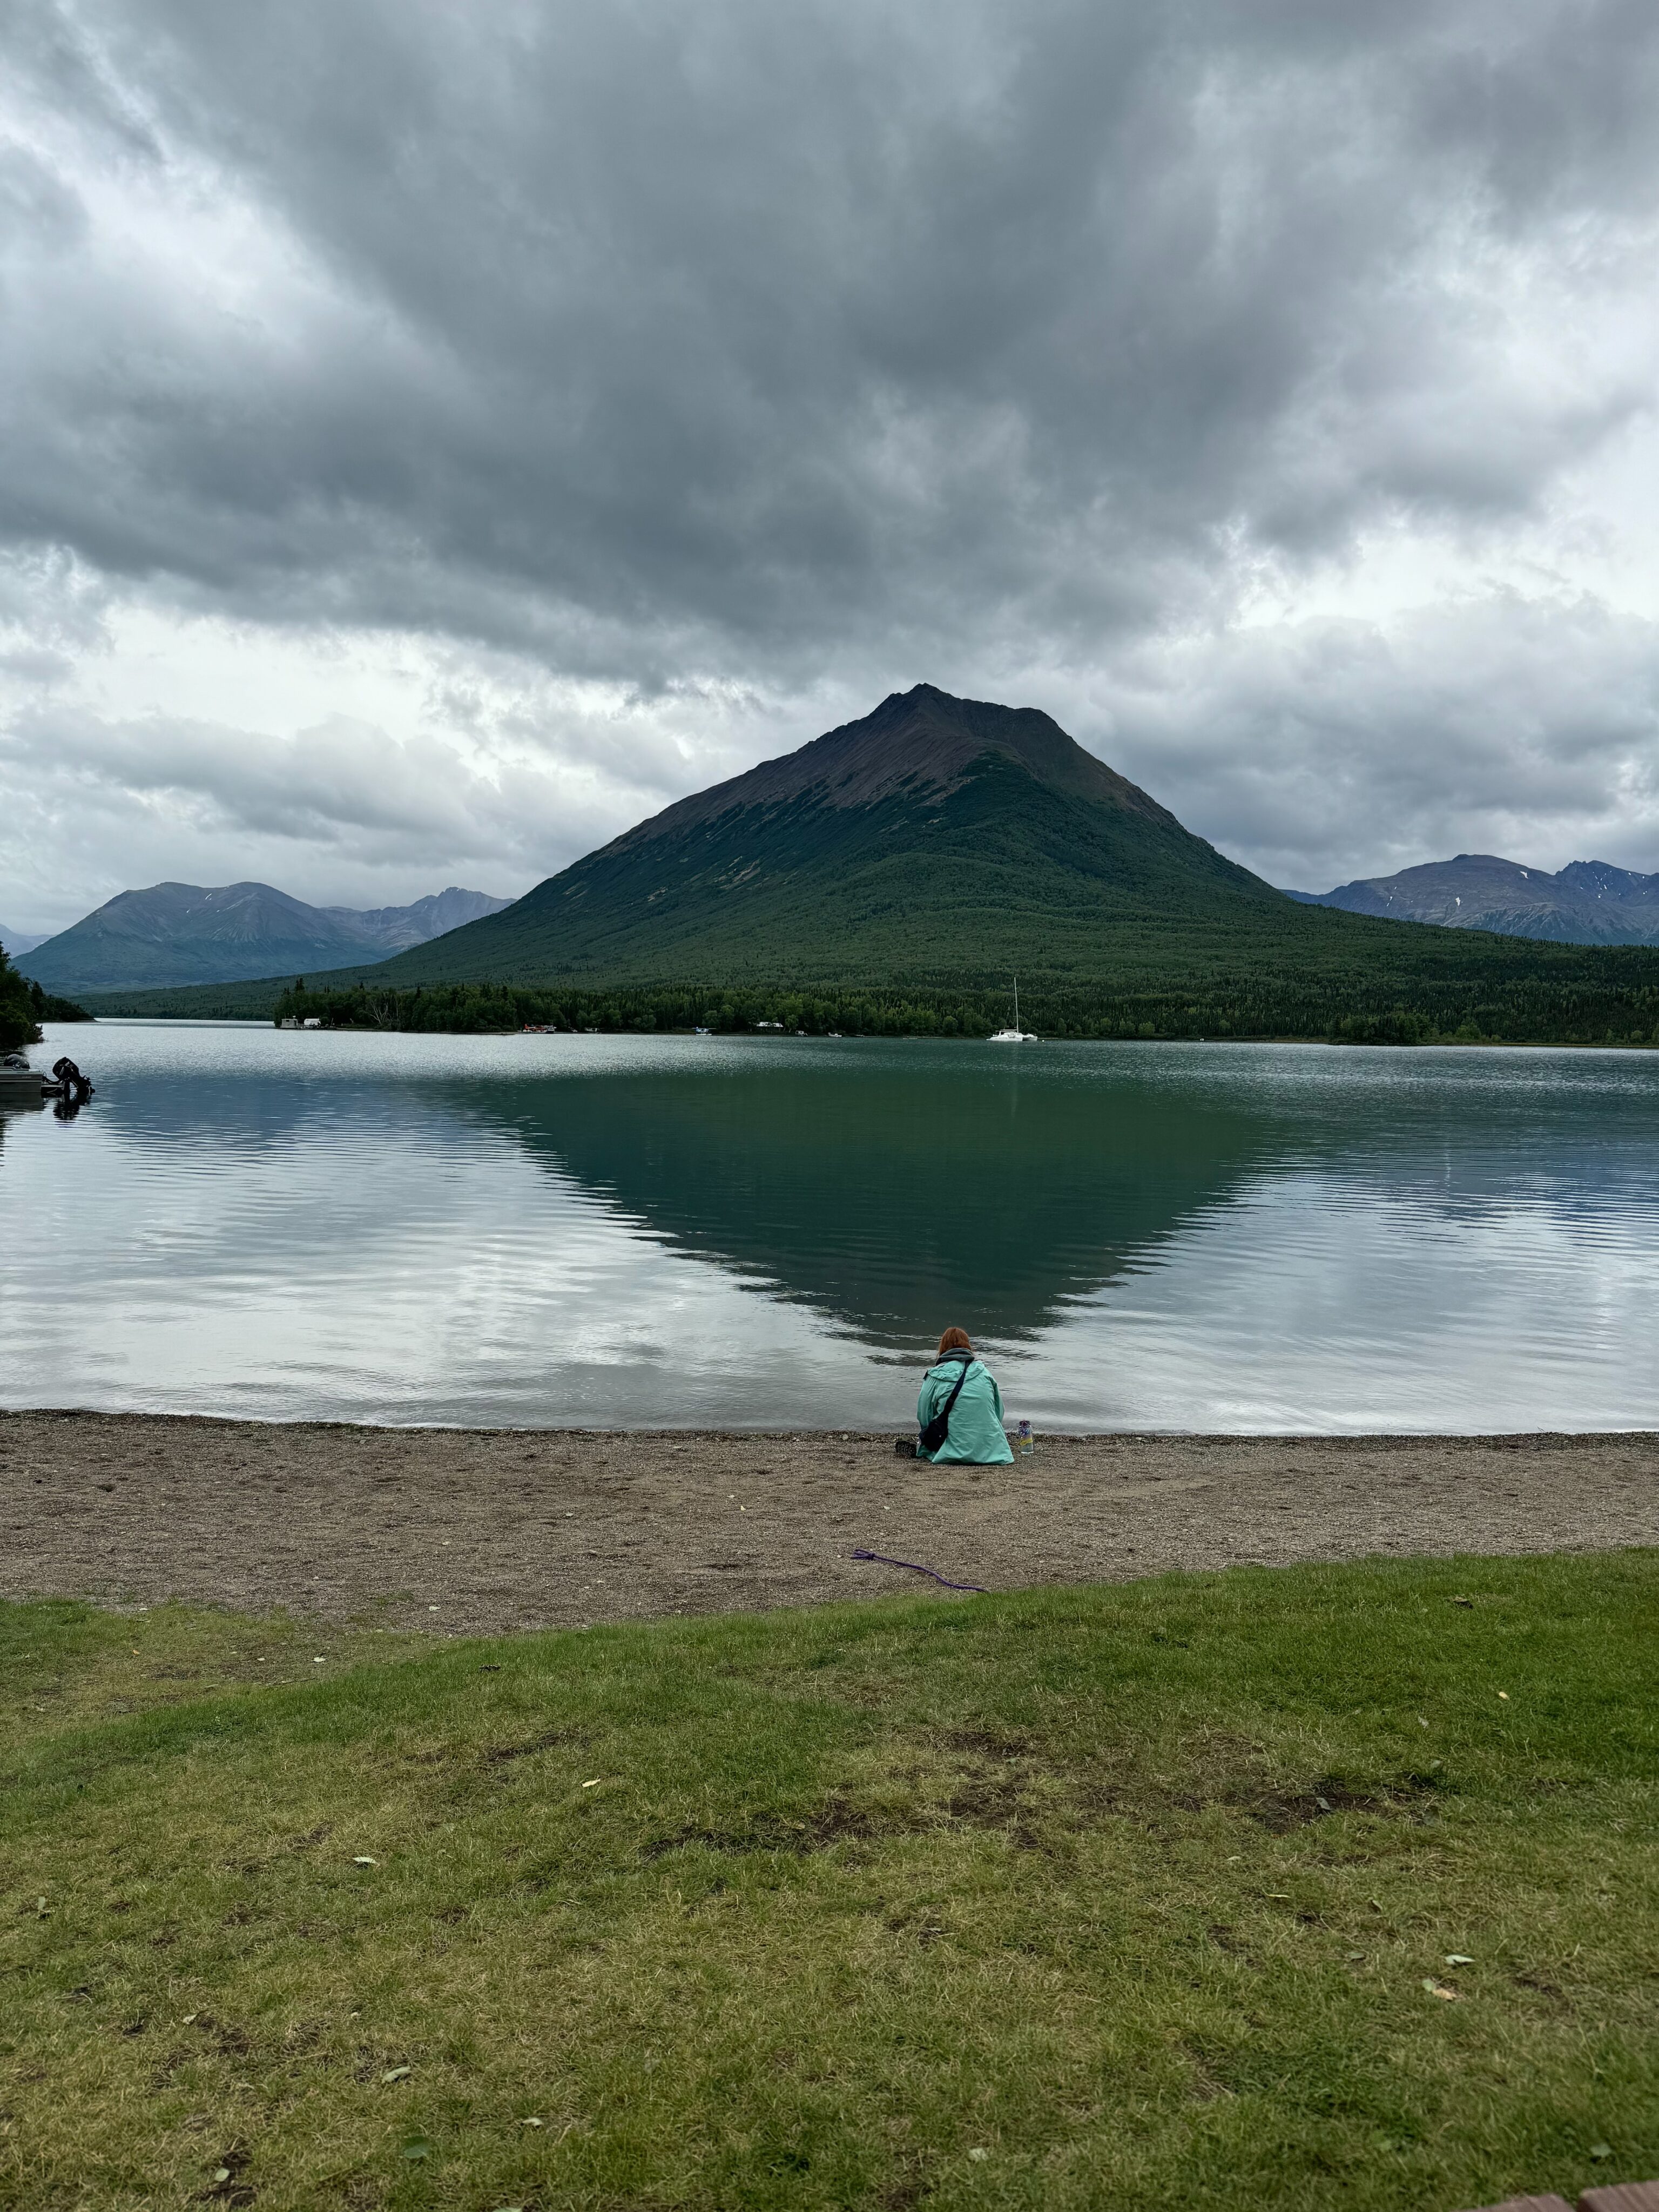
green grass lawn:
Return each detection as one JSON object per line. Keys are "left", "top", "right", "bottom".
{"left": 3, "top": 1554, "right": 1656, "bottom": 2211}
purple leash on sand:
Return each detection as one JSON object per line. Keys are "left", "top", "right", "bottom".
{"left": 852, "top": 1548, "right": 987, "bottom": 1594}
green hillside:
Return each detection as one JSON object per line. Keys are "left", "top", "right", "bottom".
{"left": 363, "top": 686, "right": 1337, "bottom": 989}
{"left": 76, "top": 687, "right": 1659, "bottom": 1042}
{"left": 326, "top": 687, "right": 1659, "bottom": 1021}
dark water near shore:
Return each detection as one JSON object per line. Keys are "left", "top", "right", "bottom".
{"left": 4, "top": 1022, "right": 1658, "bottom": 1431}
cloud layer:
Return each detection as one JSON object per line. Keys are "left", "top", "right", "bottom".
{"left": 3, "top": 0, "right": 1658, "bottom": 927}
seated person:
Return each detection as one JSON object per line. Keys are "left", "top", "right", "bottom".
{"left": 915, "top": 1327, "right": 1014, "bottom": 1465}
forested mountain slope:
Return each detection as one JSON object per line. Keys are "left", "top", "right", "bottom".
{"left": 366, "top": 686, "right": 1390, "bottom": 987}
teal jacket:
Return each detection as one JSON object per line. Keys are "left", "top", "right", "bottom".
{"left": 916, "top": 1356, "right": 1014, "bottom": 1465}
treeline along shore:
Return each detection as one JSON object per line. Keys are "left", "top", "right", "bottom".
{"left": 264, "top": 965, "right": 1659, "bottom": 1044}
{"left": 0, "top": 942, "right": 90, "bottom": 1050}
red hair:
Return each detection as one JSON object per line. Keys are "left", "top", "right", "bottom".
{"left": 937, "top": 1326, "right": 972, "bottom": 1358}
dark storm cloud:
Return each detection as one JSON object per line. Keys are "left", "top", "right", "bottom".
{"left": 2, "top": 0, "right": 1658, "bottom": 918}
{"left": 5, "top": 0, "right": 1654, "bottom": 663}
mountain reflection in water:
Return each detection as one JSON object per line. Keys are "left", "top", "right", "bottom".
{"left": 4, "top": 1024, "right": 1658, "bottom": 1431}
{"left": 453, "top": 1056, "right": 1275, "bottom": 1348}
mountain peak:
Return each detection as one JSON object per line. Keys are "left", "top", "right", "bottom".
{"left": 611, "top": 684, "right": 1173, "bottom": 853}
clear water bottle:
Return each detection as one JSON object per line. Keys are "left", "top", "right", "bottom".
{"left": 1016, "top": 1419, "right": 1034, "bottom": 1458}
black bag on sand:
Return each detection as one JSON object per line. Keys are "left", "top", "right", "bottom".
{"left": 914, "top": 1350, "right": 974, "bottom": 1458}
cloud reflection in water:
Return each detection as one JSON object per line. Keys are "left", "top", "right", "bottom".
{"left": 4, "top": 1026, "right": 1657, "bottom": 1432}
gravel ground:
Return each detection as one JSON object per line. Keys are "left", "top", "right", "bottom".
{"left": 2, "top": 1411, "right": 1655, "bottom": 1634}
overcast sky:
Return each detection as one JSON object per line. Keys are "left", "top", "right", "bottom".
{"left": 4, "top": 0, "right": 1659, "bottom": 932}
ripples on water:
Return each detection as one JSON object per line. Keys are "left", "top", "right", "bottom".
{"left": 3, "top": 1021, "right": 1657, "bottom": 1431}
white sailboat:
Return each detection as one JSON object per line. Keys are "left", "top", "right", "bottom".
{"left": 990, "top": 976, "right": 1037, "bottom": 1042}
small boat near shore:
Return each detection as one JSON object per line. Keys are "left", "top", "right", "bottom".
{"left": 0, "top": 1052, "right": 96, "bottom": 1109}
{"left": 0, "top": 1060, "right": 46, "bottom": 1105}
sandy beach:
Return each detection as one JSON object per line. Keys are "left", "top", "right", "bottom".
{"left": 2, "top": 1411, "right": 1654, "bottom": 1634}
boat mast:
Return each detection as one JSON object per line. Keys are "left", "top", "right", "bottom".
{"left": 1013, "top": 975, "right": 1019, "bottom": 1034}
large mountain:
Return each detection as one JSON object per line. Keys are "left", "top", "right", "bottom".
{"left": 65, "top": 690, "right": 1659, "bottom": 1044}
{"left": 1284, "top": 854, "right": 1659, "bottom": 947}
{"left": 17, "top": 881, "right": 511, "bottom": 994}
{"left": 361, "top": 685, "right": 1314, "bottom": 989}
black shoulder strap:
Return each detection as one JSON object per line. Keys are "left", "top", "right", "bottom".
{"left": 918, "top": 1350, "right": 975, "bottom": 1452}
{"left": 939, "top": 1350, "right": 974, "bottom": 1419}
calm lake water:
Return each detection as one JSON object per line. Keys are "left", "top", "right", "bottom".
{"left": 4, "top": 1021, "right": 1659, "bottom": 1432}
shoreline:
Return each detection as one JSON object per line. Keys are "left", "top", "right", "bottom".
{"left": 5, "top": 1411, "right": 1655, "bottom": 1635}
{"left": 58, "top": 1014, "right": 1659, "bottom": 1049}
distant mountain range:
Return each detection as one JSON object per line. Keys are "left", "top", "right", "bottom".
{"left": 1284, "top": 854, "right": 1659, "bottom": 947}
{"left": 62, "top": 689, "right": 1659, "bottom": 1053}
{"left": 0, "top": 925, "right": 49, "bottom": 957}
{"left": 16, "top": 882, "right": 512, "bottom": 994}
